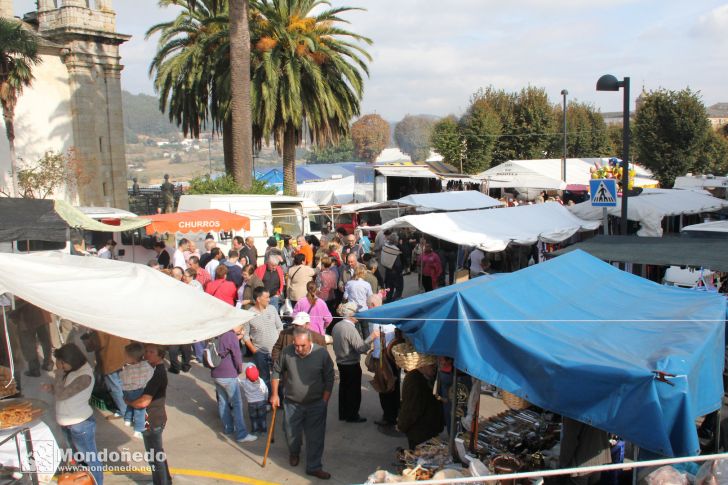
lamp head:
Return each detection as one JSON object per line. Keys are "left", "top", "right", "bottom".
{"left": 596, "top": 74, "right": 620, "bottom": 91}
{"left": 561, "top": 89, "right": 568, "bottom": 96}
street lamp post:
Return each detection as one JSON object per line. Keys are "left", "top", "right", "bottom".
{"left": 597, "top": 74, "right": 631, "bottom": 235}
{"left": 561, "top": 89, "right": 568, "bottom": 182}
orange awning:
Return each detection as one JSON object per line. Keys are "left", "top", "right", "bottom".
{"left": 145, "top": 209, "right": 250, "bottom": 235}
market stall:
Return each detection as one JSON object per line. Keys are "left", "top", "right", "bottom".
{"left": 366, "top": 202, "right": 600, "bottom": 252}
{"left": 0, "top": 252, "right": 256, "bottom": 344}
{"left": 358, "top": 250, "right": 726, "bottom": 457}
{"left": 144, "top": 208, "right": 250, "bottom": 236}
{"left": 569, "top": 188, "right": 728, "bottom": 237}
{"left": 389, "top": 191, "right": 503, "bottom": 213}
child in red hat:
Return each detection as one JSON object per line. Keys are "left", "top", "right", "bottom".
{"left": 240, "top": 363, "right": 269, "bottom": 434}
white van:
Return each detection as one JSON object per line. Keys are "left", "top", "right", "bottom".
{"left": 662, "top": 266, "right": 716, "bottom": 289}
{"left": 177, "top": 194, "right": 326, "bottom": 264}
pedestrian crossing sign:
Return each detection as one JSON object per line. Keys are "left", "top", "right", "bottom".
{"left": 589, "top": 179, "right": 617, "bottom": 207}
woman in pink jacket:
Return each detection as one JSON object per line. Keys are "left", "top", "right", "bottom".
{"left": 293, "top": 281, "right": 333, "bottom": 335}
{"left": 418, "top": 243, "right": 442, "bottom": 292}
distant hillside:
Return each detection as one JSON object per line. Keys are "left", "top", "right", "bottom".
{"left": 122, "top": 91, "right": 180, "bottom": 141}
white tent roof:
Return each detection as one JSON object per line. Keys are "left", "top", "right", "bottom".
{"left": 374, "top": 148, "right": 443, "bottom": 163}
{"left": 681, "top": 220, "right": 728, "bottom": 234}
{"left": 297, "top": 176, "right": 355, "bottom": 205}
{"left": 674, "top": 176, "right": 728, "bottom": 190}
{"left": 476, "top": 158, "right": 657, "bottom": 190}
{"left": 0, "top": 252, "right": 256, "bottom": 344}
{"left": 569, "top": 189, "right": 728, "bottom": 237}
{"left": 371, "top": 202, "right": 600, "bottom": 252}
{"left": 393, "top": 191, "right": 503, "bottom": 212}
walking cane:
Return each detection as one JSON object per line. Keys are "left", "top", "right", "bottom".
{"left": 262, "top": 404, "right": 278, "bottom": 467}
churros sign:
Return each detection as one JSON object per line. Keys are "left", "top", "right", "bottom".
{"left": 177, "top": 220, "right": 222, "bottom": 230}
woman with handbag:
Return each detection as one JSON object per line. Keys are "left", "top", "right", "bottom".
{"left": 286, "top": 253, "right": 315, "bottom": 309}
{"left": 293, "top": 281, "right": 333, "bottom": 335}
{"left": 42, "top": 344, "right": 103, "bottom": 485}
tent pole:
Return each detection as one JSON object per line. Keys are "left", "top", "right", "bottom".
{"left": 715, "top": 408, "right": 722, "bottom": 453}
{"left": 632, "top": 446, "right": 639, "bottom": 485}
{"left": 449, "top": 365, "right": 458, "bottom": 457}
{"left": 1, "top": 303, "right": 15, "bottom": 391}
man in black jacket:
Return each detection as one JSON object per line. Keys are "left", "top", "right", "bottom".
{"left": 398, "top": 361, "right": 443, "bottom": 449}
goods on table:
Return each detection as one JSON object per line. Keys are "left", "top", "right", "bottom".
{"left": 0, "top": 366, "right": 17, "bottom": 399}
{"left": 0, "top": 400, "right": 42, "bottom": 429}
{"left": 462, "top": 408, "right": 561, "bottom": 472}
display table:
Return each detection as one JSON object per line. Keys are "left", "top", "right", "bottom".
{"left": 0, "top": 420, "right": 59, "bottom": 484}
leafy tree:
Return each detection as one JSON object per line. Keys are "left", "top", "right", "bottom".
{"left": 694, "top": 130, "right": 728, "bottom": 176}
{"left": 459, "top": 99, "right": 501, "bottom": 174}
{"left": 431, "top": 115, "right": 463, "bottom": 167}
{"left": 250, "top": 0, "right": 372, "bottom": 195}
{"left": 0, "top": 150, "right": 82, "bottom": 199}
{"left": 0, "top": 18, "right": 41, "bottom": 196}
{"left": 187, "top": 174, "right": 275, "bottom": 194}
{"left": 394, "top": 114, "right": 435, "bottom": 162}
{"left": 549, "top": 101, "right": 610, "bottom": 158}
{"left": 511, "top": 86, "right": 555, "bottom": 160}
{"left": 634, "top": 88, "right": 711, "bottom": 187}
{"left": 351, "top": 114, "right": 389, "bottom": 163}
{"left": 305, "top": 138, "right": 359, "bottom": 163}
{"left": 606, "top": 124, "right": 628, "bottom": 159}
{"left": 719, "top": 124, "right": 728, "bottom": 140}
{"left": 472, "top": 87, "right": 517, "bottom": 164}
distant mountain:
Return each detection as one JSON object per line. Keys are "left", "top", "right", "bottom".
{"left": 122, "top": 91, "right": 180, "bottom": 141}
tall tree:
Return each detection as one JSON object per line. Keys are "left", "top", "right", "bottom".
{"left": 430, "top": 115, "right": 462, "bottom": 167}
{"left": 511, "top": 86, "right": 554, "bottom": 160}
{"left": 0, "top": 18, "right": 41, "bottom": 196}
{"left": 394, "top": 114, "right": 435, "bottom": 162}
{"left": 250, "top": 0, "right": 372, "bottom": 195}
{"left": 305, "top": 137, "right": 358, "bottom": 163}
{"left": 229, "top": 0, "right": 253, "bottom": 189}
{"left": 459, "top": 99, "right": 501, "bottom": 174}
{"left": 472, "top": 87, "right": 517, "bottom": 165}
{"left": 548, "top": 101, "right": 610, "bottom": 158}
{"left": 351, "top": 113, "right": 389, "bottom": 163}
{"left": 634, "top": 88, "right": 710, "bottom": 187}
{"left": 694, "top": 129, "right": 728, "bottom": 176}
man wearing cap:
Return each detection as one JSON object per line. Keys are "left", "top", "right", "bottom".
{"left": 271, "top": 312, "right": 327, "bottom": 364}
{"left": 332, "top": 302, "right": 379, "bottom": 423}
{"left": 271, "top": 326, "right": 335, "bottom": 480}
{"left": 398, "top": 359, "right": 444, "bottom": 449}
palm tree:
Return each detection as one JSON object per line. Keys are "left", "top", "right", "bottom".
{"left": 0, "top": 18, "right": 41, "bottom": 197}
{"left": 147, "top": 0, "right": 233, "bottom": 170}
{"left": 249, "top": 0, "right": 372, "bottom": 195}
{"left": 229, "top": 0, "right": 253, "bottom": 190}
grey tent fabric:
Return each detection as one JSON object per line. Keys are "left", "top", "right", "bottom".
{"left": 548, "top": 235, "right": 728, "bottom": 271}
{"left": 0, "top": 199, "right": 69, "bottom": 242}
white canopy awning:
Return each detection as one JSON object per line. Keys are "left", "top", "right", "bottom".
{"left": 369, "top": 202, "right": 599, "bottom": 252}
{"left": 297, "top": 176, "right": 355, "bottom": 205}
{"left": 393, "top": 191, "right": 503, "bottom": 212}
{"left": 0, "top": 252, "right": 255, "bottom": 344}
{"left": 681, "top": 220, "right": 728, "bottom": 234}
{"left": 569, "top": 189, "right": 728, "bottom": 237}
{"left": 375, "top": 165, "right": 437, "bottom": 179}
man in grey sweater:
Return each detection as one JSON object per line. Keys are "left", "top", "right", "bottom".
{"left": 332, "top": 301, "right": 379, "bottom": 423}
{"left": 271, "top": 327, "right": 335, "bottom": 480}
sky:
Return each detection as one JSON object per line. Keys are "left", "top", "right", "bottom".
{"left": 15, "top": 0, "right": 728, "bottom": 120}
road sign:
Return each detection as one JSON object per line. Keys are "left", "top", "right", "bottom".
{"left": 590, "top": 179, "right": 617, "bottom": 207}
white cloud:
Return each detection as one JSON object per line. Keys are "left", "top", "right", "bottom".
{"left": 692, "top": 3, "right": 728, "bottom": 40}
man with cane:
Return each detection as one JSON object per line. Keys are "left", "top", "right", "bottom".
{"left": 269, "top": 327, "right": 335, "bottom": 479}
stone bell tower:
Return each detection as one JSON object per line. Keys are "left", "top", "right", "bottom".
{"left": 37, "top": 0, "right": 130, "bottom": 208}
{"left": 0, "top": 0, "right": 14, "bottom": 18}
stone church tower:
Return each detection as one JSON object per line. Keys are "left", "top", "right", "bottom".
{"left": 34, "top": 0, "right": 131, "bottom": 208}
{"left": 0, "top": 0, "right": 129, "bottom": 208}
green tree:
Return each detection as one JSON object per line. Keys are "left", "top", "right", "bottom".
{"left": 351, "top": 114, "right": 389, "bottom": 163}
{"left": 549, "top": 101, "right": 610, "bottom": 158}
{"left": 394, "top": 114, "right": 435, "bottom": 162}
{"left": 511, "top": 86, "right": 555, "bottom": 160}
{"left": 430, "top": 115, "right": 463, "bottom": 167}
{"left": 472, "top": 87, "right": 517, "bottom": 164}
{"left": 187, "top": 174, "right": 275, "bottom": 194}
{"left": 250, "top": 0, "right": 372, "bottom": 195}
{"left": 305, "top": 137, "right": 359, "bottom": 163}
{"left": 606, "top": 124, "right": 626, "bottom": 159}
{"left": 694, "top": 129, "right": 728, "bottom": 176}
{"left": 0, "top": 18, "right": 41, "bottom": 196}
{"left": 459, "top": 99, "right": 501, "bottom": 174}
{"left": 634, "top": 88, "right": 711, "bottom": 187}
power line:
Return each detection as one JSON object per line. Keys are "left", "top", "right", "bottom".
{"left": 433, "top": 128, "right": 611, "bottom": 140}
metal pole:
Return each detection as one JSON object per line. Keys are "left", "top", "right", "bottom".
{"left": 715, "top": 408, "right": 722, "bottom": 453}
{"left": 621, "top": 77, "right": 631, "bottom": 235}
{"left": 561, "top": 89, "right": 568, "bottom": 182}
{"left": 602, "top": 207, "right": 608, "bottom": 235}
{"left": 449, "top": 365, "right": 458, "bottom": 457}
{"left": 632, "top": 445, "right": 639, "bottom": 485}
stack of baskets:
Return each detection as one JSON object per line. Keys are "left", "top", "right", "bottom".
{"left": 501, "top": 390, "right": 530, "bottom": 410}
{"left": 391, "top": 342, "right": 436, "bottom": 371}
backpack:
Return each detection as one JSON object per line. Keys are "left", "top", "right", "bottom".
{"left": 202, "top": 336, "right": 228, "bottom": 369}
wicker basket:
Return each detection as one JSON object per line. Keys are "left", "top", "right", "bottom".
{"left": 0, "top": 366, "right": 17, "bottom": 399}
{"left": 501, "top": 390, "right": 530, "bottom": 410}
{"left": 391, "top": 342, "right": 436, "bottom": 372}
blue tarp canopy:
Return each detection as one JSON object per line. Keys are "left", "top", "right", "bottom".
{"left": 358, "top": 250, "right": 726, "bottom": 457}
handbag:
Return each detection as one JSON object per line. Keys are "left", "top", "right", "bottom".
{"left": 380, "top": 245, "right": 400, "bottom": 270}
{"left": 369, "top": 334, "right": 396, "bottom": 393}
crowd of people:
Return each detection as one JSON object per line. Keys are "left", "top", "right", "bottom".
{"left": 1, "top": 224, "right": 504, "bottom": 484}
